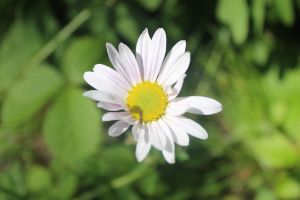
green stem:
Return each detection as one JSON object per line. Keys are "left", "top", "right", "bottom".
{"left": 24, "top": 9, "right": 91, "bottom": 70}
{"left": 72, "top": 157, "right": 158, "bottom": 200}
{"left": 110, "top": 160, "right": 154, "bottom": 189}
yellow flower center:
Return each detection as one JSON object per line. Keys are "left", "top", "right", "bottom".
{"left": 127, "top": 82, "right": 168, "bottom": 122}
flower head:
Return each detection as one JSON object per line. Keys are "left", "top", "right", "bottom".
{"left": 83, "top": 28, "right": 222, "bottom": 164}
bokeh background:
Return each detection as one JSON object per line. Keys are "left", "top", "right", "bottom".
{"left": 0, "top": 0, "right": 300, "bottom": 199}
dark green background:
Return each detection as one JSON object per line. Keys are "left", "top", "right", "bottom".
{"left": 0, "top": 0, "right": 300, "bottom": 199}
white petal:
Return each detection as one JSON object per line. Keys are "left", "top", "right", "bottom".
{"left": 143, "top": 124, "right": 150, "bottom": 143}
{"left": 136, "top": 138, "right": 151, "bottom": 162}
{"left": 106, "top": 43, "right": 119, "bottom": 70}
{"left": 83, "top": 65, "right": 129, "bottom": 99}
{"left": 157, "top": 119, "right": 175, "bottom": 164}
{"left": 157, "top": 119, "right": 174, "bottom": 151}
{"left": 167, "top": 115, "right": 208, "bottom": 140}
{"left": 102, "top": 112, "right": 129, "bottom": 121}
{"left": 162, "top": 149, "right": 175, "bottom": 164}
{"left": 108, "top": 120, "right": 130, "bottom": 137}
{"left": 166, "top": 101, "right": 190, "bottom": 116}
{"left": 164, "top": 117, "right": 189, "bottom": 146}
{"left": 132, "top": 123, "right": 145, "bottom": 140}
{"left": 118, "top": 43, "right": 141, "bottom": 84}
{"left": 97, "top": 102, "right": 123, "bottom": 111}
{"left": 166, "top": 86, "right": 173, "bottom": 95}
{"left": 136, "top": 28, "right": 152, "bottom": 81}
{"left": 135, "top": 126, "right": 151, "bottom": 162}
{"left": 84, "top": 72, "right": 119, "bottom": 98}
{"left": 121, "top": 116, "right": 136, "bottom": 125}
{"left": 148, "top": 122, "right": 167, "bottom": 150}
{"left": 136, "top": 28, "right": 148, "bottom": 78}
{"left": 168, "top": 74, "right": 186, "bottom": 100}
{"left": 83, "top": 90, "right": 118, "bottom": 104}
{"left": 159, "top": 52, "right": 190, "bottom": 87}
{"left": 149, "top": 28, "right": 166, "bottom": 82}
{"left": 157, "top": 40, "right": 186, "bottom": 84}
{"left": 93, "top": 64, "right": 131, "bottom": 91}
{"left": 106, "top": 43, "right": 133, "bottom": 85}
{"left": 184, "top": 97, "right": 222, "bottom": 115}
{"left": 167, "top": 96, "right": 222, "bottom": 115}
{"left": 132, "top": 123, "right": 139, "bottom": 141}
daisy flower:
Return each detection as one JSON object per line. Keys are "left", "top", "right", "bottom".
{"left": 83, "top": 28, "right": 222, "bottom": 164}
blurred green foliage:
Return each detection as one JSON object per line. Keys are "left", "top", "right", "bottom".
{"left": 0, "top": 0, "right": 300, "bottom": 199}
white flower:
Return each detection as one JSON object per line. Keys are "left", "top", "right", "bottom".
{"left": 83, "top": 28, "right": 222, "bottom": 164}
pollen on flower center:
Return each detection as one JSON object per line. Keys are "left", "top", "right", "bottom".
{"left": 126, "top": 82, "right": 168, "bottom": 122}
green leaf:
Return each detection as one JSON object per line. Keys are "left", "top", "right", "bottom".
{"left": 275, "top": 174, "right": 300, "bottom": 199}
{"left": 138, "top": 172, "right": 159, "bottom": 196}
{"left": 49, "top": 165, "right": 78, "bottom": 199}
{"left": 1, "top": 65, "right": 63, "bottom": 128}
{"left": 26, "top": 165, "right": 52, "bottom": 193}
{"left": 249, "top": 133, "right": 298, "bottom": 168}
{"left": 0, "top": 162, "right": 26, "bottom": 197}
{"left": 136, "top": 0, "right": 162, "bottom": 11}
{"left": 250, "top": 39, "right": 270, "bottom": 65}
{"left": 281, "top": 70, "right": 300, "bottom": 143}
{"left": 0, "top": 20, "right": 43, "bottom": 92}
{"left": 50, "top": 174, "right": 77, "bottom": 199}
{"left": 43, "top": 87, "right": 102, "bottom": 165}
{"left": 116, "top": 3, "right": 139, "bottom": 43}
{"left": 273, "top": 0, "right": 294, "bottom": 26}
{"left": 255, "top": 188, "right": 275, "bottom": 200}
{"left": 252, "top": 0, "right": 266, "bottom": 34}
{"left": 116, "top": 186, "right": 140, "bottom": 200}
{"left": 97, "top": 145, "right": 136, "bottom": 177}
{"left": 216, "top": 0, "right": 249, "bottom": 45}
{"left": 265, "top": 68, "right": 300, "bottom": 142}
{"left": 61, "top": 37, "right": 104, "bottom": 85}
{"left": 89, "top": 8, "right": 117, "bottom": 42}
